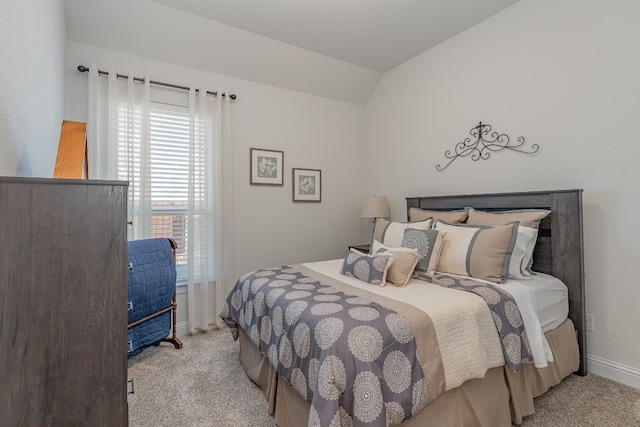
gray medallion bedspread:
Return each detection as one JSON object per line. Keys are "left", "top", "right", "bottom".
{"left": 220, "top": 264, "right": 531, "bottom": 426}
{"left": 414, "top": 271, "right": 533, "bottom": 372}
{"left": 220, "top": 265, "right": 428, "bottom": 426}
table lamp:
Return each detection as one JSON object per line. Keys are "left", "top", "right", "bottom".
{"left": 361, "top": 195, "right": 390, "bottom": 243}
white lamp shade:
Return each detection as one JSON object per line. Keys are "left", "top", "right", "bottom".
{"left": 361, "top": 196, "right": 390, "bottom": 218}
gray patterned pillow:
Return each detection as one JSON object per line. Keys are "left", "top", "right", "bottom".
{"left": 340, "top": 248, "right": 394, "bottom": 286}
{"left": 401, "top": 228, "right": 445, "bottom": 275}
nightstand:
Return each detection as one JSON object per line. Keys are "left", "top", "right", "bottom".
{"left": 348, "top": 243, "right": 371, "bottom": 254}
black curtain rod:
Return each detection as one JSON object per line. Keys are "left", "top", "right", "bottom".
{"left": 77, "top": 65, "right": 237, "bottom": 100}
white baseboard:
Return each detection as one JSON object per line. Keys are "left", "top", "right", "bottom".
{"left": 175, "top": 321, "right": 189, "bottom": 337}
{"left": 588, "top": 354, "right": 640, "bottom": 389}
{"left": 175, "top": 321, "right": 225, "bottom": 337}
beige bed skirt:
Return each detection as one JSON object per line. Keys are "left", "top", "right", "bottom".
{"left": 237, "top": 318, "right": 580, "bottom": 426}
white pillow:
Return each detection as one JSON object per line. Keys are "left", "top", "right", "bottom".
{"left": 508, "top": 226, "right": 538, "bottom": 280}
{"left": 520, "top": 227, "right": 539, "bottom": 276}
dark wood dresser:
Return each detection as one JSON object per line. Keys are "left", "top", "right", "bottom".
{"left": 0, "top": 177, "right": 129, "bottom": 426}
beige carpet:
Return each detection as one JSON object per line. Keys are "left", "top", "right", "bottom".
{"left": 128, "top": 328, "right": 640, "bottom": 427}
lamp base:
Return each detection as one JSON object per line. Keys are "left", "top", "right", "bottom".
{"left": 369, "top": 217, "right": 378, "bottom": 246}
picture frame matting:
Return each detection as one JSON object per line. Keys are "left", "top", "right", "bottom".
{"left": 250, "top": 148, "right": 284, "bottom": 186}
{"left": 292, "top": 168, "right": 321, "bottom": 202}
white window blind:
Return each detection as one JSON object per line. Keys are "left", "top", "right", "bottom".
{"left": 118, "top": 102, "right": 191, "bottom": 283}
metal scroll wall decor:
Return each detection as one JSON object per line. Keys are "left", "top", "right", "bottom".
{"left": 436, "top": 122, "right": 540, "bottom": 171}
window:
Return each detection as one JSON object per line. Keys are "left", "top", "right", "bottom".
{"left": 117, "top": 103, "right": 190, "bottom": 283}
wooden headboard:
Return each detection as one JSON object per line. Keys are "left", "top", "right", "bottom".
{"left": 406, "top": 189, "right": 586, "bottom": 376}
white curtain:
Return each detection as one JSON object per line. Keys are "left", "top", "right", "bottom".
{"left": 186, "top": 87, "right": 235, "bottom": 333}
{"left": 216, "top": 91, "right": 235, "bottom": 330}
{"left": 87, "top": 64, "right": 151, "bottom": 239}
{"left": 87, "top": 65, "right": 235, "bottom": 333}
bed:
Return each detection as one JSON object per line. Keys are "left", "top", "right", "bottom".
{"left": 220, "top": 189, "right": 585, "bottom": 426}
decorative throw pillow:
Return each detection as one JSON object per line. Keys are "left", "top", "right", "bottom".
{"left": 340, "top": 248, "right": 394, "bottom": 286}
{"left": 400, "top": 228, "right": 445, "bottom": 276}
{"left": 465, "top": 207, "right": 549, "bottom": 275}
{"left": 371, "top": 240, "right": 421, "bottom": 286}
{"left": 372, "top": 218, "right": 432, "bottom": 247}
{"left": 408, "top": 207, "right": 468, "bottom": 224}
{"left": 434, "top": 220, "right": 519, "bottom": 283}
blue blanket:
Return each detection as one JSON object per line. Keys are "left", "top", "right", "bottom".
{"left": 127, "top": 238, "right": 176, "bottom": 356}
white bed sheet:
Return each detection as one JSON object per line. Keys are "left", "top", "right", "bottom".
{"left": 520, "top": 272, "right": 569, "bottom": 333}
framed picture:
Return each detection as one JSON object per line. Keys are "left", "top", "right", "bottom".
{"left": 292, "top": 168, "right": 321, "bottom": 202}
{"left": 250, "top": 148, "right": 284, "bottom": 185}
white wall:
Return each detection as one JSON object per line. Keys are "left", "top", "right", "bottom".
{"left": 65, "top": 42, "right": 368, "bottom": 330}
{"left": 0, "top": 0, "right": 66, "bottom": 177}
{"left": 365, "top": 0, "right": 640, "bottom": 388}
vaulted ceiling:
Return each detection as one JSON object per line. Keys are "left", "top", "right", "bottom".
{"left": 64, "top": 0, "right": 520, "bottom": 104}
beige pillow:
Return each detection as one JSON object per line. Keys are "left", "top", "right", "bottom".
{"left": 466, "top": 207, "right": 550, "bottom": 274}
{"left": 408, "top": 207, "right": 468, "bottom": 224}
{"left": 434, "top": 220, "right": 519, "bottom": 283}
{"left": 372, "top": 218, "right": 432, "bottom": 247}
{"left": 371, "top": 240, "right": 421, "bottom": 286}
{"left": 465, "top": 207, "right": 550, "bottom": 229}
